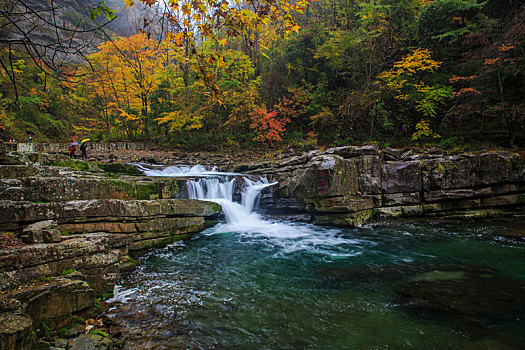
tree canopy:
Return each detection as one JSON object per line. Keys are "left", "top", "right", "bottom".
{"left": 0, "top": 0, "right": 523, "bottom": 149}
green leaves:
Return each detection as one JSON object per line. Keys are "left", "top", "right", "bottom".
{"left": 89, "top": 1, "right": 117, "bottom": 21}
{"left": 417, "top": 0, "right": 487, "bottom": 45}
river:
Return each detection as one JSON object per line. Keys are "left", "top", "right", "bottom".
{"left": 107, "top": 165, "right": 525, "bottom": 349}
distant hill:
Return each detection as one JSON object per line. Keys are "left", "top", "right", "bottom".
{"left": 1, "top": 0, "right": 145, "bottom": 65}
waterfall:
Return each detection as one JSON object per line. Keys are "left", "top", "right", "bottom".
{"left": 186, "top": 176, "right": 275, "bottom": 225}
{"left": 134, "top": 164, "right": 276, "bottom": 225}
{"left": 135, "top": 163, "right": 349, "bottom": 250}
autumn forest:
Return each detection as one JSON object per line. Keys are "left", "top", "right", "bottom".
{"left": 0, "top": 0, "right": 524, "bottom": 150}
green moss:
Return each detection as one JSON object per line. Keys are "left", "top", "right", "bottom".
{"left": 89, "top": 329, "right": 110, "bottom": 338}
{"left": 31, "top": 276, "right": 52, "bottom": 283}
{"left": 212, "top": 202, "right": 222, "bottom": 213}
{"left": 40, "top": 320, "right": 51, "bottom": 332}
{"left": 134, "top": 183, "right": 159, "bottom": 200}
{"left": 61, "top": 268, "right": 76, "bottom": 275}
{"left": 161, "top": 179, "right": 180, "bottom": 198}
{"left": 74, "top": 316, "right": 86, "bottom": 324}
{"left": 59, "top": 321, "right": 82, "bottom": 337}
{"left": 53, "top": 159, "right": 90, "bottom": 171}
{"left": 100, "top": 291, "right": 113, "bottom": 299}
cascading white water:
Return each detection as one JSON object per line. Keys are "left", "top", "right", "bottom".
{"left": 186, "top": 176, "right": 275, "bottom": 225}
{"left": 134, "top": 164, "right": 276, "bottom": 225}
{"left": 135, "top": 164, "right": 350, "bottom": 252}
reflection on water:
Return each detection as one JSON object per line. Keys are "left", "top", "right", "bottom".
{"left": 107, "top": 220, "right": 525, "bottom": 349}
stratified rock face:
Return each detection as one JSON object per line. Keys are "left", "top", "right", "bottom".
{"left": 246, "top": 146, "right": 524, "bottom": 226}
{"left": 0, "top": 153, "right": 223, "bottom": 348}
{"left": 0, "top": 313, "right": 32, "bottom": 350}
{"left": 7, "top": 278, "right": 96, "bottom": 326}
{"left": 0, "top": 199, "right": 220, "bottom": 253}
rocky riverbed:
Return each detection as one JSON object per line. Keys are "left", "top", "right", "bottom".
{"left": 0, "top": 141, "right": 524, "bottom": 349}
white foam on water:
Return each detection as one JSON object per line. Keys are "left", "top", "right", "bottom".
{"left": 137, "top": 164, "right": 362, "bottom": 256}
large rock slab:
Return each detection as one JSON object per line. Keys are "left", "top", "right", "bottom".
{"left": 0, "top": 199, "right": 220, "bottom": 227}
{"left": 276, "top": 154, "right": 358, "bottom": 199}
{"left": 313, "top": 210, "right": 374, "bottom": 227}
{"left": 4, "top": 278, "right": 95, "bottom": 327}
{"left": 307, "top": 196, "right": 374, "bottom": 213}
{"left": 0, "top": 233, "right": 130, "bottom": 292}
{"left": 422, "top": 153, "right": 520, "bottom": 191}
{"left": 0, "top": 176, "right": 183, "bottom": 202}
{"left": 381, "top": 160, "right": 422, "bottom": 194}
{"left": 349, "top": 155, "right": 382, "bottom": 195}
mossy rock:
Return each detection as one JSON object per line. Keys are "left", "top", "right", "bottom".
{"left": 53, "top": 159, "right": 90, "bottom": 172}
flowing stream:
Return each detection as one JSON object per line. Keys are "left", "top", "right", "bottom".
{"left": 108, "top": 165, "right": 525, "bottom": 349}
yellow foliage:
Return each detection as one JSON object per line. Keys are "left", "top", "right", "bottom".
{"left": 156, "top": 111, "right": 204, "bottom": 132}
{"left": 411, "top": 119, "right": 441, "bottom": 141}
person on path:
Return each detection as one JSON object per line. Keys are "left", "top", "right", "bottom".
{"left": 69, "top": 145, "right": 76, "bottom": 158}
{"left": 80, "top": 142, "right": 87, "bottom": 159}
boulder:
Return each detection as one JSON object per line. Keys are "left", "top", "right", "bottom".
{"left": 349, "top": 155, "right": 382, "bottom": 195}
{"left": 22, "top": 220, "right": 61, "bottom": 244}
{"left": 5, "top": 278, "right": 95, "bottom": 328}
{"left": 70, "top": 333, "right": 113, "bottom": 350}
{"left": 382, "top": 160, "right": 422, "bottom": 194}
{"left": 0, "top": 313, "right": 33, "bottom": 350}
{"left": 277, "top": 154, "right": 358, "bottom": 199}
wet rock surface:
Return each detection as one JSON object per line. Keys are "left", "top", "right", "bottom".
{"left": 0, "top": 145, "right": 225, "bottom": 349}
{"left": 249, "top": 146, "right": 525, "bottom": 226}
{"left": 394, "top": 267, "right": 525, "bottom": 337}
{"left": 322, "top": 262, "right": 525, "bottom": 337}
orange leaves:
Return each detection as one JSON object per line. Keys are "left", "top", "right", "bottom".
{"left": 498, "top": 43, "right": 516, "bottom": 52}
{"left": 449, "top": 75, "right": 478, "bottom": 83}
{"left": 250, "top": 105, "right": 290, "bottom": 146}
{"left": 452, "top": 88, "right": 481, "bottom": 97}
{"left": 484, "top": 57, "right": 501, "bottom": 66}
{"left": 139, "top": 0, "right": 157, "bottom": 6}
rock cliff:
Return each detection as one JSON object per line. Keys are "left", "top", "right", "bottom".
{"left": 0, "top": 148, "right": 221, "bottom": 349}
{"left": 238, "top": 146, "right": 525, "bottom": 226}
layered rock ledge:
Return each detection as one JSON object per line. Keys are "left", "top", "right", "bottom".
{"left": 238, "top": 146, "right": 525, "bottom": 226}
{"left": 0, "top": 147, "right": 221, "bottom": 349}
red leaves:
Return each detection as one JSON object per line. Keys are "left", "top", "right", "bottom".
{"left": 250, "top": 105, "right": 290, "bottom": 147}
